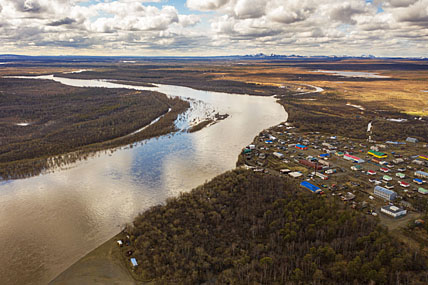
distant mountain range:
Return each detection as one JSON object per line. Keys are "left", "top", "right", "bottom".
{"left": 0, "top": 53, "right": 427, "bottom": 63}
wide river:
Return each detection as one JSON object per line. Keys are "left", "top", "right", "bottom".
{"left": 0, "top": 76, "right": 286, "bottom": 284}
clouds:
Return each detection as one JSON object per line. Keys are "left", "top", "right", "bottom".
{"left": 0, "top": 0, "right": 206, "bottom": 54}
{"left": 187, "top": 0, "right": 229, "bottom": 11}
{"left": 187, "top": 0, "right": 428, "bottom": 56}
{"left": 0, "top": 0, "right": 426, "bottom": 56}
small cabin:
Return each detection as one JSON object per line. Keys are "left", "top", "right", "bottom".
{"left": 130, "top": 258, "right": 138, "bottom": 267}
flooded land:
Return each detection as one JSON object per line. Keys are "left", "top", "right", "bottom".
{"left": 0, "top": 73, "right": 286, "bottom": 284}
{"left": 0, "top": 57, "right": 427, "bottom": 284}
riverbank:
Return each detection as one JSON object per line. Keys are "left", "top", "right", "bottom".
{"left": 0, "top": 77, "right": 190, "bottom": 180}
{"left": 0, "top": 76, "right": 286, "bottom": 285}
{"left": 52, "top": 168, "right": 428, "bottom": 284}
{"left": 49, "top": 83, "right": 428, "bottom": 283}
{"left": 49, "top": 233, "right": 137, "bottom": 285}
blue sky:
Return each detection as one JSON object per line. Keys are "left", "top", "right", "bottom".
{"left": 0, "top": 0, "right": 427, "bottom": 57}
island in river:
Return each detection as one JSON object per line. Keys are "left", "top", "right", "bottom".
{"left": 0, "top": 77, "right": 189, "bottom": 180}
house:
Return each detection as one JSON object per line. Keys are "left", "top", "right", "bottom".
{"left": 273, "top": 152, "right": 285, "bottom": 159}
{"left": 418, "top": 187, "right": 428, "bottom": 195}
{"left": 399, "top": 181, "right": 409, "bottom": 188}
{"left": 406, "top": 137, "right": 419, "bottom": 143}
{"left": 318, "top": 159, "right": 330, "bottom": 167}
{"left": 386, "top": 141, "right": 406, "bottom": 145}
{"left": 351, "top": 165, "right": 362, "bottom": 171}
{"left": 385, "top": 183, "right": 394, "bottom": 189}
{"left": 343, "top": 154, "right": 365, "bottom": 163}
{"left": 295, "top": 144, "right": 308, "bottom": 150}
{"left": 383, "top": 175, "right": 392, "bottom": 181}
{"left": 374, "top": 186, "right": 397, "bottom": 201}
{"left": 396, "top": 173, "right": 405, "bottom": 179}
{"left": 393, "top": 158, "right": 404, "bottom": 164}
{"left": 419, "top": 155, "right": 428, "bottom": 161}
{"left": 342, "top": 192, "right": 356, "bottom": 201}
{"left": 370, "top": 146, "right": 379, "bottom": 151}
{"left": 415, "top": 171, "right": 428, "bottom": 179}
{"left": 299, "top": 159, "right": 323, "bottom": 170}
{"left": 381, "top": 205, "right": 407, "bottom": 218}
{"left": 130, "top": 258, "right": 138, "bottom": 267}
{"left": 300, "top": 181, "right": 323, "bottom": 194}
{"left": 289, "top": 171, "right": 303, "bottom": 178}
{"left": 367, "top": 170, "right": 376, "bottom": 175}
{"left": 312, "top": 172, "right": 329, "bottom": 180}
{"left": 319, "top": 153, "right": 330, "bottom": 159}
{"left": 368, "top": 150, "right": 387, "bottom": 159}
{"left": 380, "top": 167, "right": 390, "bottom": 173}
{"left": 414, "top": 178, "right": 424, "bottom": 185}
{"left": 117, "top": 240, "right": 123, "bottom": 247}
{"left": 280, "top": 169, "right": 291, "bottom": 174}
{"left": 335, "top": 152, "right": 344, "bottom": 157}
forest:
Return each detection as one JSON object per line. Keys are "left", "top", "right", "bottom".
{"left": 281, "top": 92, "right": 428, "bottom": 142}
{"left": 0, "top": 78, "right": 189, "bottom": 179}
{"left": 123, "top": 169, "right": 427, "bottom": 284}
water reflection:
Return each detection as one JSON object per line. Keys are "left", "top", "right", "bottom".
{"left": 0, "top": 78, "right": 286, "bottom": 284}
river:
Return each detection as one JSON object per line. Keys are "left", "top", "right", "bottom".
{"left": 0, "top": 76, "right": 287, "bottom": 284}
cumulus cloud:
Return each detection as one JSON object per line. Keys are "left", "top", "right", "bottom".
{"left": 187, "top": 0, "right": 428, "bottom": 56}
{"left": 187, "top": 0, "right": 230, "bottom": 11}
{"left": 0, "top": 0, "right": 204, "bottom": 53}
{"left": 48, "top": 17, "right": 76, "bottom": 26}
{"left": 0, "top": 0, "right": 426, "bottom": 56}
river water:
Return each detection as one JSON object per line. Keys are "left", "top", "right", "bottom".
{"left": 0, "top": 77, "right": 287, "bottom": 284}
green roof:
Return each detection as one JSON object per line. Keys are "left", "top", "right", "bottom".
{"left": 368, "top": 150, "right": 387, "bottom": 156}
{"left": 418, "top": 188, "right": 428, "bottom": 194}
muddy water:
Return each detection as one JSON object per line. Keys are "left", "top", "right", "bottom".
{"left": 0, "top": 77, "right": 286, "bottom": 284}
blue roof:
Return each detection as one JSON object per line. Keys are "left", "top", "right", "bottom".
{"left": 130, "top": 258, "right": 138, "bottom": 267}
{"left": 414, "top": 178, "right": 423, "bottom": 182}
{"left": 300, "top": 181, "right": 321, "bottom": 192}
{"left": 416, "top": 171, "right": 428, "bottom": 176}
{"left": 319, "top": 153, "right": 330, "bottom": 157}
{"left": 296, "top": 144, "right": 307, "bottom": 148}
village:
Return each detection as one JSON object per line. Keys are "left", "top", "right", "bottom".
{"left": 240, "top": 122, "right": 428, "bottom": 227}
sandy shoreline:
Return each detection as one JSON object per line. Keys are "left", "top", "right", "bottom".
{"left": 49, "top": 233, "right": 139, "bottom": 284}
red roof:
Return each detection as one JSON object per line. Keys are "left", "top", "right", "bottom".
{"left": 399, "top": 181, "right": 409, "bottom": 187}
{"left": 344, "top": 154, "right": 362, "bottom": 160}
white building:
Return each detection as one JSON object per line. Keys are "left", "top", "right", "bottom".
{"left": 381, "top": 205, "right": 407, "bottom": 218}
{"left": 273, "top": 152, "right": 285, "bottom": 159}
{"left": 374, "top": 186, "right": 397, "bottom": 201}
{"left": 289, "top": 172, "right": 303, "bottom": 178}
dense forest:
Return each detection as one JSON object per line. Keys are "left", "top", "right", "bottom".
{"left": 0, "top": 78, "right": 189, "bottom": 179}
{"left": 124, "top": 169, "right": 427, "bottom": 284}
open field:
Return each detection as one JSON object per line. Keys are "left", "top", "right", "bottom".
{"left": 217, "top": 60, "right": 428, "bottom": 116}
{"left": 2, "top": 57, "right": 427, "bottom": 114}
